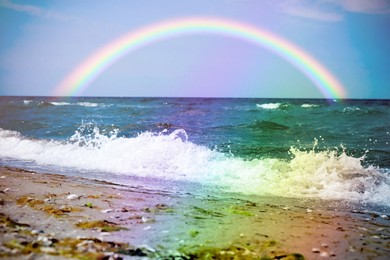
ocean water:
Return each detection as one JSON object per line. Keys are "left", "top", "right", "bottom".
{"left": 0, "top": 97, "right": 389, "bottom": 208}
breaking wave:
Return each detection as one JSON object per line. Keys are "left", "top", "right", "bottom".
{"left": 49, "top": 102, "right": 103, "bottom": 107}
{"left": 301, "top": 104, "right": 319, "bottom": 108}
{"left": 0, "top": 126, "right": 389, "bottom": 206}
{"left": 256, "top": 103, "right": 282, "bottom": 110}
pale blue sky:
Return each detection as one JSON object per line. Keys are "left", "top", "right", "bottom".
{"left": 0, "top": 0, "right": 389, "bottom": 98}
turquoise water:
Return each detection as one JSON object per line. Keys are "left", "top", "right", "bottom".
{"left": 0, "top": 97, "right": 389, "bottom": 207}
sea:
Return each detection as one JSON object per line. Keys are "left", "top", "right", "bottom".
{"left": 0, "top": 97, "right": 389, "bottom": 211}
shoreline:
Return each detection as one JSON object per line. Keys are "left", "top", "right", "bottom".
{"left": 1, "top": 166, "right": 389, "bottom": 259}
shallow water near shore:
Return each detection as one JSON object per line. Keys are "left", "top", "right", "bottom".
{"left": 1, "top": 166, "right": 390, "bottom": 259}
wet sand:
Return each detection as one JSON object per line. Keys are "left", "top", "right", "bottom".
{"left": 0, "top": 166, "right": 389, "bottom": 259}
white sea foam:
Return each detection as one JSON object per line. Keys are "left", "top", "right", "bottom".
{"left": 76, "top": 102, "right": 99, "bottom": 107}
{"left": 0, "top": 127, "right": 389, "bottom": 206}
{"left": 50, "top": 102, "right": 72, "bottom": 106}
{"left": 49, "top": 102, "right": 101, "bottom": 107}
{"left": 343, "top": 106, "right": 361, "bottom": 113}
{"left": 23, "top": 100, "right": 32, "bottom": 105}
{"left": 301, "top": 104, "right": 318, "bottom": 108}
{"left": 256, "top": 103, "right": 281, "bottom": 109}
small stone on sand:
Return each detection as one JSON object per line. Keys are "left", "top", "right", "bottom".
{"left": 66, "top": 194, "right": 79, "bottom": 200}
{"left": 312, "top": 248, "right": 320, "bottom": 253}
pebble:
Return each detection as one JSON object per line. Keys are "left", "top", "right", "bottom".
{"left": 321, "top": 243, "right": 329, "bottom": 248}
{"left": 66, "top": 194, "right": 79, "bottom": 200}
{"left": 37, "top": 236, "right": 52, "bottom": 246}
{"left": 141, "top": 216, "right": 154, "bottom": 223}
{"left": 312, "top": 248, "right": 320, "bottom": 253}
{"left": 40, "top": 247, "right": 56, "bottom": 254}
{"left": 320, "top": 251, "right": 329, "bottom": 257}
{"left": 11, "top": 249, "right": 20, "bottom": 254}
{"left": 101, "top": 209, "right": 113, "bottom": 214}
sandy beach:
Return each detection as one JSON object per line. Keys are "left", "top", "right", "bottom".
{"left": 0, "top": 166, "right": 389, "bottom": 259}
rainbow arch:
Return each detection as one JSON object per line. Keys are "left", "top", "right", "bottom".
{"left": 54, "top": 17, "right": 346, "bottom": 98}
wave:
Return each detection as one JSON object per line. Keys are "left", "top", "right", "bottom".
{"left": 343, "top": 106, "right": 361, "bottom": 113}
{"left": 301, "top": 104, "right": 319, "bottom": 108}
{"left": 256, "top": 103, "right": 281, "bottom": 109}
{"left": 23, "top": 100, "right": 33, "bottom": 105}
{"left": 50, "top": 102, "right": 72, "bottom": 106}
{"left": 49, "top": 102, "right": 102, "bottom": 107}
{"left": 1, "top": 99, "right": 103, "bottom": 108}
{"left": 0, "top": 127, "right": 389, "bottom": 206}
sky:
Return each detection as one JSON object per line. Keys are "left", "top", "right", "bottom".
{"left": 0, "top": 0, "right": 389, "bottom": 99}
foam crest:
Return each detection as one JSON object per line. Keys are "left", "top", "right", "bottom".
{"left": 343, "top": 106, "right": 361, "bottom": 113}
{"left": 0, "top": 127, "right": 388, "bottom": 206}
{"left": 264, "top": 148, "right": 389, "bottom": 204}
{"left": 50, "top": 102, "right": 72, "bottom": 106}
{"left": 301, "top": 104, "right": 318, "bottom": 108}
{"left": 76, "top": 102, "right": 100, "bottom": 107}
{"left": 69, "top": 122, "right": 119, "bottom": 148}
{"left": 49, "top": 101, "right": 103, "bottom": 107}
{"left": 256, "top": 103, "right": 281, "bottom": 109}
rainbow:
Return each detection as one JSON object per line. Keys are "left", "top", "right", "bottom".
{"left": 54, "top": 17, "right": 346, "bottom": 98}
